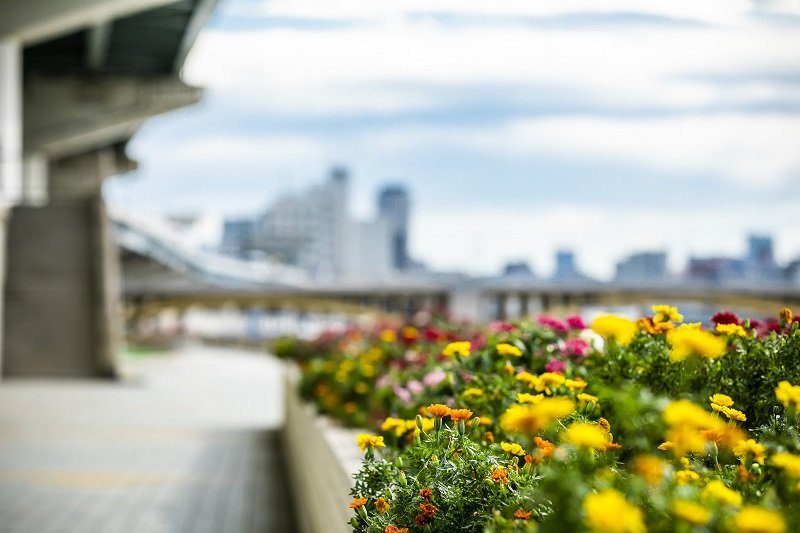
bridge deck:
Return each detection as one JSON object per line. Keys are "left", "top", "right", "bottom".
{"left": 0, "top": 345, "right": 296, "bottom": 533}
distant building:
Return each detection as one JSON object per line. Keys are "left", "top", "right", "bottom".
{"left": 220, "top": 219, "right": 256, "bottom": 258}
{"left": 685, "top": 257, "right": 745, "bottom": 284}
{"left": 615, "top": 251, "right": 668, "bottom": 282}
{"left": 378, "top": 185, "right": 410, "bottom": 270}
{"left": 344, "top": 218, "right": 392, "bottom": 281}
{"left": 745, "top": 234, "right": 780, "bottom": 281}
{"left": 502, "top": 261, "right": 535, "bottom": 278}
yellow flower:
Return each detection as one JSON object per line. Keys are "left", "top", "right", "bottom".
{"left": 583, "top": 489, "right": 645, "bottom": 533}
{"left": 733, "top": 506, "right": 786, "bottom": 533}
{"left": 671, "top": 500, "right": 711, "bottom": 525}
{"left": 721, "top": 406, "right": 746, "bottom": 422}
{"left": 716, "top": 323, "right": 747, "bottom": 337}
{"left": 496, "top": 343, "right": 522, "bottom": 357}
{"left": 701, "top": 480, "right": 742, "bottom": 507}
{"left": 463, "top": 387, "right": 483, "bottom": 398}
{"left": 500, "top": 397, "right": 575, "bottom": 436}
{"left": 516, "top": 392, "right": 544, "bottom": 404}
{"left": 657, "top": 441, "right": 674, "bottom": 451}
{"left": 667, "top": 325, "right": 727, "bottom": 361}
{"left": 381, "top": 417, "right": 408, "bottom": 436}
{"left": 709, "top": 393, "right": 734, "bottom": 407}
{"left": 591, "top": 315, "right": 638, "bottom": 345}
{"left": 663, "top": 400, "right": 724, "bottom": 430}
{"left": 734, "top": 439, "right": 767, "bottom": 464}
{"left": 779, "top": 307, "right": 793, "bottom": 323}
{"left": 380, "top": 329, "right": 397, "bottom": 343}
{"left": 652, "top": 304, "right": 684, "bottom": 324}
{"left": 565, "top": 377, "right": 588, "bottom": 390}
{"left": 577, "top": 393, "right": 599, "bottom": 404}
{"left": 375, "top": 497, "right": 390, "bottom": 513}
{"left": 772, "top": 452, "right": 800, "bottom": 477}
{"left": 633, "top": 455, "right": 666, "bottom": 486}
{"left": 775, "top": 381, "right": 800, "bottom": 409}
{"left": 676, "top": 469, "right": 700, "bottom": 484}
{"left": 356, "top": 434, "right": 385, "bottom": 452}
{"left": 500, "top": 441, "right": 526, "bottom": 456}
{"left": 515, "top": 371, "right": 540, "bottom": 387}
{"left": 442, "top": 341, "right": 471, "bottom": 357}
{"left": 535, "top": 372, "right": 566, "bottom": 394}
{"left": 562, "top": 422, "right": 608, "bottom": 450}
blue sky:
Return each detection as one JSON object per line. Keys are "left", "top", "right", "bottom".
{"left": 105, "top": 0, "right": 800, "bottom": 279}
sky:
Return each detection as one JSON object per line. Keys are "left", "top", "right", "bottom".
{"left": 104, "top": 0, "right": 800, "bottom": 280}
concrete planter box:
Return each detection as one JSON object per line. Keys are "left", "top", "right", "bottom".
{"left": 283, "top": 364, "right": 362, "bottom": 533}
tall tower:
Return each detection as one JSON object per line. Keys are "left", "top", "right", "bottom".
{"left": 377, "top": 185, "right": 410, "bottom": 270}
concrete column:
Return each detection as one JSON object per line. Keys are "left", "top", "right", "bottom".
{"left": 22, "top": 152, "right": 49, "bottom": 205}
{"left": 0, "top": 38, "right": 22, "bottom": 205}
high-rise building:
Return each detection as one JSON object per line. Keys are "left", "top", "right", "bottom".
{"left": 377, "top": 185, "right": 410, "bottom": 270}
{"left": 220, "top": 219, "right": 256, "bottom": 258}
{"left": 745, "top": 234, "right": 779, "bottom": 281}
{"left": 615, "top": 251, "right": 668, "bottom": 282}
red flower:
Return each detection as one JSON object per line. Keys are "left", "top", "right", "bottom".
{"left": 711, "top": 311, "right": 740, "bottom": 326}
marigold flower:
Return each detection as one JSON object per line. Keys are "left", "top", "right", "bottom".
{"left": 419, "top": 488, "right": 433, "bottom": 501}
{"left": 701, "top": 480, "right": 742, "bottom": 507}
{"left": 709, "top": 393, "right": 734, "bottom": 407}
{"left": 652, "top": 304, "right": 684, "bottom": 324}
{"left": 442, "top": 341, "right": 471, "bottom": 357}
{"left": 500, "top": 441, "right": 525, "bottom": 456}
{"left": 701, "top": 426, "right": 746, "bottom": 450}
{"left": 667, "top": 325, "right": 727, "bottom": 361}
{"left": 490, "top": 468, "right": 509, "bottom": 484}
{"left": 500, "top": 398, "right": 575, "bottom": 435}
{"left": 733, "top": 506, "right": 786, "bottom": 533}
{"left": 495, "top": 343, "right": 522, "bottom": 357}
{"left": 657, "top": 441, "right": 674, "bottom": 451}
{"left": 734, "top": 439, "right": 767, "bottom": 464}
{"left": 418, "top": 502, "right": 437, "bottom": 516}
{"left": 583, "top": 489, "right": 645, "bottom": 533}
{"left": 597, "top": 418, "right": 611, "bottom": 432}
{"left": 772, "top": 452, "right": 800, "bottom": 477}
{"left": 513, "top": 509, "right": 532, "bottom": 520}
{"left": 671, "top": 500, "right": 711, "bottom": 526}
{"left": 565, "top": 377, "right": 588, "bottom": 390}
{"left": 775, "top": 381, "right": 800, "bottom": 409}
{"left": 349, "top": 497, "right": 368, "bottom": 509}
{"left": 426, "top": 404, "right": 450, "bottom": 418}
{"left": 779, "top": 307, "right": 793, "bottom": 324}
{"left": 722, "top": 406, "right": 746, "bottom": 422}
{"left": 516, "top": 392, "right": 544, "bottom": 404}
{"left": 676, "top": 469, "right": 700, "bottom": 484}
{"left": 577, "top": 392, "right": 599, "bottom": 404}
{"left": 385, "top": 526, "right": 408, "bottom": 533}
{"left": 591, "top": 315, "right": 638, "bottom": 345}
{"left": 515, "top": 371, "right": 539, "bottom": 387}
{"left": 562, "top": 422, "right": 608, "bottom": 450}
{"left": 633, "top": 455, "right": 665, "bottom": 486}
{"left": 716, "top": 323, "right": 747, "bottom": 337}
{"left": 448, "top": 408, "right": 473, "bottom": 422}
{"left": 375, "top": 497, "right": 390, "bottom": 513}
{"left": 381, "top": 417, "right": 408, "bottom": 437}
{"left": 463, "top": 387, "right": 483, "bottom": 397}
{"left": 380, "top": 329, "right": 397, "bottom": 343}
{"left": 534, "top": 436, "right": 555, "bottom": 456}
{"left": 535, "top": 372, "right": 566, "bottom": 394}
{"left": 356, "top": 434, "right": 385, "bottom": 452}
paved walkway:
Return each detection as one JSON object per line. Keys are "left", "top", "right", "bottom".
{"left": 0, "top": 344, "right": 296, "bottom": 533}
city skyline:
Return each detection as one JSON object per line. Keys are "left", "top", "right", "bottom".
{"left": 105, "top": 0, "right": 800, "bottom": 279}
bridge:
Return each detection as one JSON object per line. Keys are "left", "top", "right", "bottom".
{"left": 114, "top": 209, "right": 800, "bottom": 325}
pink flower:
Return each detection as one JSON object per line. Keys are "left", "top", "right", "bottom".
{"left": 393, "top": 386, "right": 412, "bottom": 404}
{"left": 423, "top": 370, "right": 447, "bottom": 387}
{"left": 545, "top": 359, "right": 566, "bottom": 373}
{"left": 537, "top": 315, "right": 568, "bottom": 332}
{"left": 566, "top": 315, "right": 586, "bottom": 330}
{"left": 375, "top": 375, "right": 391, "bottom": 389}
{"left": 489, "top": 321, "right": 516, "bottom": 333}
{"left": 563, "top": 337, "right": 589, "bottom": 358}
{"left": 406, "top": 380, "right": 424, "bottom": 395}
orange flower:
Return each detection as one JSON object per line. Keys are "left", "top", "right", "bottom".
{"left": 449, "top": 408, "right": 473, "bottom": 422}
{"left": 349, "top": 497, "right": 368, "bottom": 509}
{"left": 427, "top": 404, "right": 450, "bottom": 418}
{"left": 534, "top": 436, "right": 555, "bottom": 457}
{"left": 375, "top": 497, "right": 390, "bottom": 513}
{"left": 514, "top": 509, "right": 533, "bottom": 520}
{"left": 385, "top": 526, "right": 408, "bottom": 533}
{"left": 419, "top": 488, "right": 433, "bottom": 501}
{"left": 490, "top": 468, "right": 509, "bottom": 484}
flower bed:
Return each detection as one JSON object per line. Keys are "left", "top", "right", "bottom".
{"left": 280, "top": 307, "right": 800, "bottom": 533}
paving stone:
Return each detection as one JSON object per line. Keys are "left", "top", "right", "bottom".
{"left": 0, "top": 344, "right": 297, "bottom": 533}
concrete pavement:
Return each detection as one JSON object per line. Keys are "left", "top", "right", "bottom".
{"left": 0, "top": 344, "right": 296, "bottom": 533}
